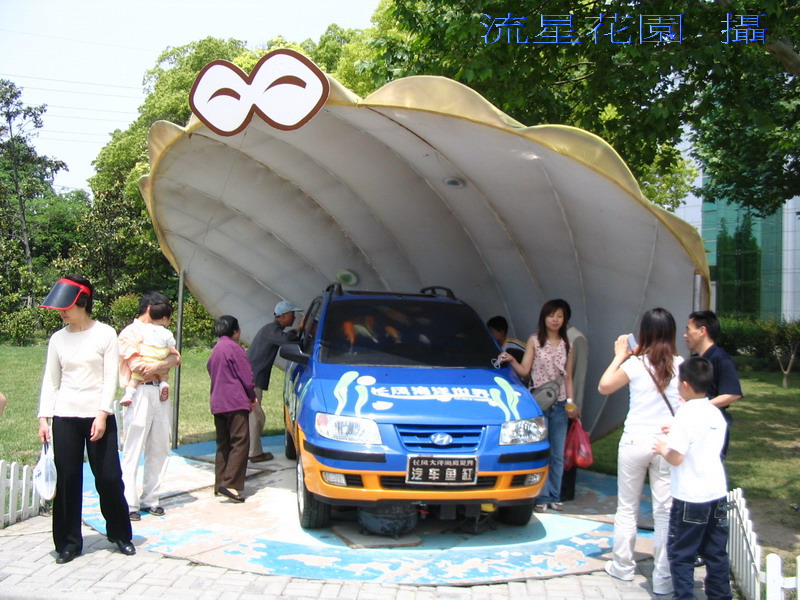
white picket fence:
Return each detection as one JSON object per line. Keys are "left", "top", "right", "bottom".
{"left": 0, "top": 459, "right": 42, "bottom": 529}
{"left": 727, "top": 487, "right": 799, "bottom": 600}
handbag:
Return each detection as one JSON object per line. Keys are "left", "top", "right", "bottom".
{"left": 564, "top": 419, "right": 593, "bottom": 470}
{"left": 33, "top": 441, "right": 57, "bottom": 501}
{"left": 530, "top": 374, "right": 563, "bottom": 412}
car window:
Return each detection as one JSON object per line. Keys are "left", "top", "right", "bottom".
{"left": 319, "top": 298, "right": 498, "bottom": 367}
{"left": 300, "top": 297, "right": 323, "bottom": 354}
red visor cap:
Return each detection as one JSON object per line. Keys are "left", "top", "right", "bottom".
{"left": 40, "top": 279, "right": 91, "bottom": 310}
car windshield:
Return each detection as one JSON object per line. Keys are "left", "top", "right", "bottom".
{"left": 319, "top": 298, "right": 500, "bottom": 367}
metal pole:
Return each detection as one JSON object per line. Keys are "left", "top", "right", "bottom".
{"left": 172, "top": 269, "right": 186, "bottom": 449}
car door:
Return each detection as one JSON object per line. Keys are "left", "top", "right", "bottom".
{"left": 284, "top": 296, "right": 323, "bottom": 426}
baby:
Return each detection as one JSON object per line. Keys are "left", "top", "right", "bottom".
{"left": 120, "top": 302, "right": 178, "bottom": 406}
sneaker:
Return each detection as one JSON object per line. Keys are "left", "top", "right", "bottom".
{"left": 142, "top": 506, "right": 165, "bottom": 516}
{"left": 604, "top": 561, "right": 635, "bottom": 582}
{"left": 693, "top": 555, "right": 706, "bottom": 568}
{"left": 129, "top": 511, "right": 141, "bottom": 521}
{"left": 548, "top": 502, "right": 564, "bottom": 511}
{"left": 159, "top": 382, "right": 170, "bottom": 402}
{"left": 534, "top": 503, "right": 547, "bottom": 513}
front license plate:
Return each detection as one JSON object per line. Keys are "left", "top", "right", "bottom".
{"left": 405, "top": 456, "right": 478, "bottom": 485}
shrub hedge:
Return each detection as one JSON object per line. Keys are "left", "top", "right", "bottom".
{"left": 0, "top": 295, "right": 216, "bottom": 348}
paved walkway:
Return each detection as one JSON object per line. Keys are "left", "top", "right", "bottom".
{"left": 0, "top": 515, "right": 683, "bottom": 600}
{"left": 0, "top": 438, "right": 712, "bottom": 599}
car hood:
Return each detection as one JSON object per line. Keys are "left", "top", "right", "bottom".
{"left": 310, "top": 364, "right": 538, "bottom": 425}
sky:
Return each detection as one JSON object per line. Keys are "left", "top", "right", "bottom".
{"left": 0, "top": 0, "right": 381, "bottom": 194}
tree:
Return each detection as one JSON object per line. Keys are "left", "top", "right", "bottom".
{"left": 28, "top": 189, "right": 90, "bottom": 269}
{"left": 763, "top": 319, "right": 800, "bottom": 388}
{"left": 369, "top": 0, "right": 799, "bottom": 215}
{"left": 0, "top": 79, "right": 66, "bottom": 305}
{"left": 73, "top": 38, "right": 252, "bottom": 305}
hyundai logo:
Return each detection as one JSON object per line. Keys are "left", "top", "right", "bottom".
{"left": 430, "top": 432, "right": 453, "bottom": 446}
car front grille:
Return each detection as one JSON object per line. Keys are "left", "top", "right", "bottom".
{"left": 395, "top": 424, "right": 485, "bottom": 452}
{"left": 380, "top": 476, "right": 497, "bottom": 490}
{"left": 344, "top": 474, "right": 364, "bottom": 487}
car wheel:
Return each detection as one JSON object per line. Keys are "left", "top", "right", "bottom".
{"left": 296, "top": 456, "right": 330, "bottom": 529}
{"left": 498, "top": 502, "right": 535, "bottom": 526}
{"left": 285, "top": 429, "right": 297, "bottom": 460}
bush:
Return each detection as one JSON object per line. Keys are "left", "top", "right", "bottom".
{"left": 718, "top": 316, "right": 770, "bottom": 357}
{"left": 109, "top": 294, "right": 140, "bottom": 332}
{"left": 0, "top": 307, "right": 61, "bottom": 346}
{"left": 181, "top": 296, "right": 215, "bottom": 347}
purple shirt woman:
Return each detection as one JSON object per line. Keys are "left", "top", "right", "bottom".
{"left": 207, "top": 315, "right": 256, "bottom": 502}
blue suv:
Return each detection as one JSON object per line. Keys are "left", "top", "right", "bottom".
{"left": 280, "top": 285, "right": 550, "bottom": 531}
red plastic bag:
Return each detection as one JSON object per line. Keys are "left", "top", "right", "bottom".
{"left": 564, "top": 419, "right": 593, "bottom": 470}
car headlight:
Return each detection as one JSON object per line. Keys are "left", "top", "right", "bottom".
{"left": 499, "top": 417, "right": 547, "bottom": 445}
{"left": 315, "top": 412, "right": 382, "bottom": 445}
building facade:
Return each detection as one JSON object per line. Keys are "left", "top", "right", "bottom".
{"left": 673, "top": 191, "right": 799, "bottom": 320}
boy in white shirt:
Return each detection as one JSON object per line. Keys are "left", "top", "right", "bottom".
{"left": 119, "top": 302, "right": 177, "bottom": 406}
{"left": 653, "top": 356, "right": 732, "bottom": 600}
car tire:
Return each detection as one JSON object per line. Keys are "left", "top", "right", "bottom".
{"left": 296, "top": 456, "right": 330, "bottom": 529}
{"left": 285, "top": 429, "right": 297, "bottom": 460}
{"left": 498, "top": 502, "right": 535, "bottom": 526}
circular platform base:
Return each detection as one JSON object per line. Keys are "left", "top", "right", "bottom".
{"left": 82, "top": 438, "right": 653, "bottom": 585}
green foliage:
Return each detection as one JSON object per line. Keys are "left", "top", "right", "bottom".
{"left": 27, "top": 190, "right": 90, "bottom": 270}
{"left": 142, "top": 37, "right": 248, "bottom": 126}
{"left": 719, "top": 316, "right": 800, "bottom": 386}
{"left": 0, "top": 79, "right": 68, "bottom": 305}
{"left": 109, "top": 293, "right": 141, "bottom": 333}
{"left": 0, "top": 307, "right": 60, "bottom": 346}
{"left": 718, "top": 316, "right": 771, "bottom": 357}
{"left": 638, "top": 149, "right": 699, "bottom": 211}
{"left": 762, "top": 318, "right": 800, "bottom": 388}
{"left": 690, "top": 47, "right": 800, "bottom": 217}
{"left": 374, "top": 0, "right": 800, "bottom": 216}
{"left": 180, "top": 296, "right": 216, "bottom": 347}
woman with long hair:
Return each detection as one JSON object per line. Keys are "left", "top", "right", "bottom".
{"left": 37, "top": 275, "right": 134, "bottom": 564}
{"left": 598, "top": 307, "right": 683, "bottom": 595}
{"left": 501, "top": 298, "right": 576, "bottom": 512}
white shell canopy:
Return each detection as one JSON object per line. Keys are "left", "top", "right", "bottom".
{"left": 140, "top": 71, "right": 708, "bottom": 438}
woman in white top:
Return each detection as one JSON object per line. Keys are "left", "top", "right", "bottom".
{"left": 37, "top": 276, "right": 134, "bottom": 564}
{"left": 598, "top": 307, "right": 683, "bottom": 595}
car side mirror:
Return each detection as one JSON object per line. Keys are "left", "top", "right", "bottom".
{"left": 280, "top": 343, "right": 309, "bottom": 365}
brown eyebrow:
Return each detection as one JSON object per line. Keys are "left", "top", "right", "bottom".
{"left": 266, "top": 75, "right": 307, "bottom": 91}
{"left": 209, "top": 88, "right": 241, "bottom": 100}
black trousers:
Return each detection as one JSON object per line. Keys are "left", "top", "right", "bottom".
{"left": 214, "top": 410, "right": 250, "bottom": 492}
{"left": 52, "top": 416, "right": 132, "bottom": 553}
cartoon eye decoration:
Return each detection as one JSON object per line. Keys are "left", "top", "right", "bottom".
{"left": 189, "top": 48, "right": 330, "bottom": 136}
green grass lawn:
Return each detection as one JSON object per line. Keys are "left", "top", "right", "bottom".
{"left": 2, "top": 344, "right": 797, "bottom": 556}
{"left": 0, "top": 344, "right": 285, "bottom": 465}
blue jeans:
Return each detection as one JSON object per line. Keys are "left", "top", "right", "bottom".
{"left": 537, "top": 402, "right": 568, "bottom": 504}
{"left": 668, "top": 498, "right": 732, "bottom": 600}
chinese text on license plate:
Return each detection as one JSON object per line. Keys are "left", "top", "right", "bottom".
{"left": 406, "top": 456, "right": 478, "bottom": 485}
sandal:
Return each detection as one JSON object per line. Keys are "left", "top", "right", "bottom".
{"left": 217, "top": 487, "right": 245, "bottom": 503}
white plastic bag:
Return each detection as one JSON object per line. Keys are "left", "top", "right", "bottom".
{"left": 33, "top": 441, "right": 57, "bottom": 501}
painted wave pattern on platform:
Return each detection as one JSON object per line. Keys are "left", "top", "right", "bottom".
{"left": 78, "top": 442, "right": 659, "bottom": 584}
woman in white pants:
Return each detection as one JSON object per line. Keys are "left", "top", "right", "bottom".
{"left": 598, "top": 308, "right": 683, "bottom": 596}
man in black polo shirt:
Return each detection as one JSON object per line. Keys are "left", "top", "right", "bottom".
{"left": 684, "top": 310, "right": 743, "bottom": 459}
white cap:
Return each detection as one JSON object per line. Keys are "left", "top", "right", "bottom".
{"left": 274, "top": 300, "right": 302, "bottom": 316}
